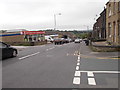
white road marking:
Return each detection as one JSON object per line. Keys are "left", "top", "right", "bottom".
{"left": 74, "top": 71, "right": 81, "bottom": 76}
{"left": 77, "top": 63, "right": 80, "bottom": 65}
{"left": 79, "top": 70, "right": 120, "bottom": 73}
{"left": 63, "top": 44, "right": 67, "bottom": 46}
{"left": 76, "top": 66, "right": 79, "bottom": 70}
{"left": 73, "top": 77, "right": 80, "bottom": 84}
{"left": 40, "top": 45, "right": 45, "bottom": 47}
{"left": 50, "top": 47, "right": 55, "bottom": 49}
{"left": 46, "top": 49, "right": 49, "bottom": 51}
{"left": 77, "top": 60, "right": 80, "bottom": 62}
{"left": 73, "top": 52, "right": 81, "bottom": 85}
{"left": 67, "top": 53, "right": 69, "bottom": 56}
{"left": 78, "top": 57, "right": 80, "bottom": 60}
{"left": 88, "top": 78, "right": 96, "bottom": 85}
{"left": 87, "top": 72, "right": 94, "bottom": 77}
{"left": 19, "top": 52, "right": 40, "bottom": 60}
{"left": 46, "top": 47, "right": 55, "bottom": 51}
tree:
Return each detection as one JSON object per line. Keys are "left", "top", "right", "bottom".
{"left": 0, "top": 30, "right": 7, "bottom": 33}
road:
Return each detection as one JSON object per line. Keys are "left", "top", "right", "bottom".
{"left": 2, "top": 42, "right": 119, "bottom": 89}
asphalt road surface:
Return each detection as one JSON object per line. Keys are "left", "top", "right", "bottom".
{"left": 2, "top": 42, "right": 119, "bottom": 89}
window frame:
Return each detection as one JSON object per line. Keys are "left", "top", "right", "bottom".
{"left": 119, "top": 1, "right": 120, "bottom": 11}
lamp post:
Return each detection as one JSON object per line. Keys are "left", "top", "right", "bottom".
{"left": 54, "top": 13, "right": 61, "bottom": 30}
{"left": 84, "top": 25, "right": 89, "bottom": 31}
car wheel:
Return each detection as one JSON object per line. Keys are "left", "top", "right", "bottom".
{"left": 12, "top": 50, "right": 17, "bottom": 57}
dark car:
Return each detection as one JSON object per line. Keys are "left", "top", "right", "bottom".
{"left": 0, "top": 42, "right": 18, "bottom": 60}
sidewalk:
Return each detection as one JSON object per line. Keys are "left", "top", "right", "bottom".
{"left": 12, "top": 44, "right": 47, "bottom": 51}
{"left": 12, "top": 46, "right": 28, "bottom": 51}
{"left": 81, "top": 42, "right": 119, "bottom": 59}
{"left": 91, "top": 41, "right": 120, "bottom": 52}
{"left": 92, "top": 41, "right": 110, "bottom": 46}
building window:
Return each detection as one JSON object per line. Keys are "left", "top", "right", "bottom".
{"left": 113, "top": 21, "right": 117, "bottom": 42}
{"left": 118, "top": 21, "right": 120, "bottom": 36}
{"left": 113, "top": 2, "right": 116, "bottom": 14}
{"left": 108, "top": 23, "right": 112, "bottom": 37}
{"left": 118, "top": 1, "right": 120, "bottom": 11}
{"left": 108, "top": 4, "right": 112, "bottom": 16}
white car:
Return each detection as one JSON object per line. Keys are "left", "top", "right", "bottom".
{"left": 79, "top": 39, "right": 82, "bottom": 42}
{"left": 74, "top": 39, "right": 80, "bottom": 43}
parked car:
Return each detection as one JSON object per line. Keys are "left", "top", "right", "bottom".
{"left": 54, "top": 38, "right": 63, "bottom": 45}
{"left": 84, "top": 39, "right": 89, "bottom": 46}
{"left": 0, "top": 42, "right": 18, "bottom": 60}
{"left": 63, "top": 39, "right": 69, "bottom": 43}
{"left": 79, "top": 39, "right": 83, "bottom": 42}
{"left": 74, "top": 39, "right": 81, "bottom": 43}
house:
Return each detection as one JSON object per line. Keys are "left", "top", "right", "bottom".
{"left": 106, "top": 0, "right": 120, "bottom": 45}
{"left": 92, "top": 8, "right": 106, "bottom": 40}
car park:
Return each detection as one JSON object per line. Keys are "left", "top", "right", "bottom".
{"left": 0, "top": 42, "right": 18, "bottom": 60}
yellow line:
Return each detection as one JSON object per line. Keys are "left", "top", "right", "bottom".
{"left": 67, "top": 53, "right": 120, "bottom": 59}
{"left": 80, "top": 54, "right": 120, "bottom": 60}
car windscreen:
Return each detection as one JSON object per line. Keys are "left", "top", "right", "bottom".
{"left": 0, "top": 42, "right": 7, "bottom": 48}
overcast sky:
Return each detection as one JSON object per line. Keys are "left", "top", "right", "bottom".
{"left": 0, "top": 0, "right": 109, "bottom": 31}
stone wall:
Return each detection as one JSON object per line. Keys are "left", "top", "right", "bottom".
{"left": 91, "top": 43, "right": 120, "bottom": 52}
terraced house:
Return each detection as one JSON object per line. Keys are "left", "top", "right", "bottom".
{"left": 106, "top": 0, "right": 120, "bottom": 45}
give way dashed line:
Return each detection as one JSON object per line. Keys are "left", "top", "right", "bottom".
{"left": 72, "top": 51, "right": 119, "bottom": 86}
{"left": 73, "top": 51, "right": 97, "bottom": 85}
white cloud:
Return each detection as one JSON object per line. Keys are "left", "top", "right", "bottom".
{"left": 0, "top": 0, "right": 109, "bottom": 30}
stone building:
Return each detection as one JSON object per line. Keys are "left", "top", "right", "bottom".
{"left": 106, "top": 0, "right": 120, "bottom": 45}
{"left": 92, "top": 8, "right": 106, "bottom": 40}
{"left": 100, "top": 8, "right": 106, "bottom": 39}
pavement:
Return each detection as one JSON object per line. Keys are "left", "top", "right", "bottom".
{"left": 12, "top": 45, "right": 46, "bottom": 51}
{"left": 2, "top": 41, "right": 119, "bottom": 89}
{"left": 80, "top": 42, "right": 119, "bottom": 59}
{"left": 92, "top": 41, "right": 110, "bottom": 46}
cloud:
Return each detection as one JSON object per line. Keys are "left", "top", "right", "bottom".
{"left": 0, "top": 0, "right": 109, "bottom": 30}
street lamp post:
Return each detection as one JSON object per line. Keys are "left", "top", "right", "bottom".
{"left": 84, "top": 25, "right": 89, "bottom": 31}
{"left": 54, "top": 13, "right": 61, "bottom": 30}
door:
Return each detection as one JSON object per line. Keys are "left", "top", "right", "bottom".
{"left": 1, "top": 43, "right": 12, "bottom": 59}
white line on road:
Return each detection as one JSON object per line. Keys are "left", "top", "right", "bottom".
{"left": 49, "top": 47, "right": 55, "bottom": 49}
{"left": 77, "top": 63, "right": 80, "bottom": 66}
{"left": 87, "top": 72, "right": 94, "bottom": 77}
{"left": 46, "top": 47, "right": 55, "bottom": 51}
{"left": 79, "top": 70, "right": 120, "bottom": 73}
{"left": 73, "top": 52, "right": 81, "bottom": 85}
{"left": 46, "top": 49, "right": 49, "bottom": 51}
{"left": 88, "top": 78, "right": 96, "bottom": 85}
{"left": 73, "top": 77, "right": 80, "bottom": 84}
{"left": 76, "top": 66, "right": 79, "bottom": 70}
{"left": 78, "top": 56, "right": 80, "bottom": 60}
{"left": 74, "top": 71, "right": 81, "bottom": 76}
{"left": 40, "top": 45, "right": 45, "bottom": 47}
{"left": 77, "top": 60, "right": 80, "bottom": 62}
{"left": 19, "top": 52, "right": 40, "bottom": 60}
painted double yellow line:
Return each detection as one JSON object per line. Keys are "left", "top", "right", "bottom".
{"left": 80, "top": 54, "right": 120, "bottom": 60}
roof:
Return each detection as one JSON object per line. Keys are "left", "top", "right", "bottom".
{"left": 6, "top": 29, "right": 28, "bottom": 32}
